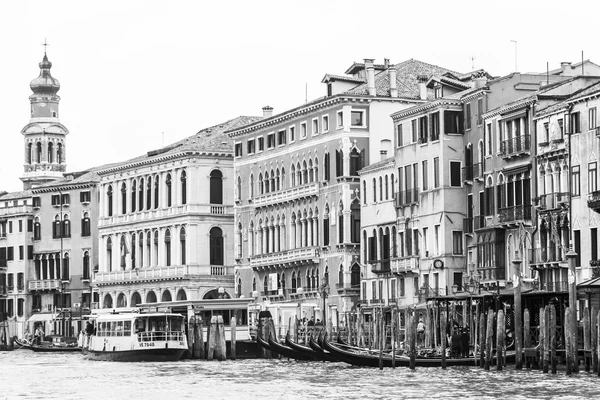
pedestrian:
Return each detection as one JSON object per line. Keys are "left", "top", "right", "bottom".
{"left": 451, "top": 327, "right": 461, "bottom": 358}
{"left": 417, "top": 318, "right": 425, "bottom": 347}
{"left": 460, "top": 328, "right": 470, "bottom": 358}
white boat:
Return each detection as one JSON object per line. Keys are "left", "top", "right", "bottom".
{"left": 82, "top": 309, "right": 188, "bottom": 362}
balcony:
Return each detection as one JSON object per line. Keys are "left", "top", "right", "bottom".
{"left": 461, "top": 165, "right": 473, "bottom": 183}
{"left": 93, "top": 264, "right": 234, "bottom": 285}
{"left": 463, "top": 217, "right": 473, "bottom": 234}
{"left": 395, "top": 188, "right": 420, "bottom": 208}
{"left": 535, "top": 280, "right": 569, "bottom": 293}
{"left": 529, "top": 247, "right": 567, "bottom": 265}
{"left": 253, "top": 183, "right": 319, "bottom": 208}
{"left": 0, "top": 205, "right": 33, "bottom": 217}
{"left": 472, "top": 163, "right": 483, "bottom": 181}
{"left": 588, "top": 190, "right": 600, "bottom": 211}
{"left": 498, "top": 205, "right": 532, "bottom": 225}
{"left": 99, "top": 204, "right": 233, "bottom": 227}
{"left": 535, "top": 192, "right": 570, "bottom": 211}
{"left": 391, "top": 257, "right": 419, "bottom": 274}
{"left": 500, "top": 134, "right": 531, "bottom": 158}
{"left": 371, "top": 259, "right": 391, "bottom": 274}
{"left": 250, "top": 246, "right": 320, "bottom": 269}
{"left": 477, "top": 267, "right": 506, "bottom": 282}
{"left": 336, "top": 283, "right": 360, "bottom": 296}
{"left": 474, "top": 215, "right": 485, "bottom": 231}
{"left": 28, "top": 279, "right": 62, "bottom": 291}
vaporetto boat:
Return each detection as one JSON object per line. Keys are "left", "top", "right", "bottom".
{"left": 82, "top": 309, "right": 188, "bottom": 362}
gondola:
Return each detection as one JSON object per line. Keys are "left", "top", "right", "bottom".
{"left": 308, "top": 331, "right": 339, "bottom": 362}
{"left": 15, "top": 337, "right": 81, "bottom": 353}
{"left": 285, "top": 332, "right": 333, "bottom": 362}
{"left": 323, "top": 334, "right": 494, "bottom": 368}
{"left": 256, "top": 331, "right": 275, "bottom": 353}
{"left": 267, "top": 333, "right": 316, "bottom": 361}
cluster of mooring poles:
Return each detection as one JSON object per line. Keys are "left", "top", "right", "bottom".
{"left": 186, "top": 315, "right": 237, "bottom": 361}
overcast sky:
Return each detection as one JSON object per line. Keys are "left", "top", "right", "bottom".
{"left": 0, "top": 0, "right": 597, "bottom": 192}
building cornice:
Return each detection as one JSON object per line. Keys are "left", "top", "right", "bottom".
{"left": 391, "top": 99, "right": 462, "bottom": 121}
{"left": 32, "top": 181, "right": 97, "bottom": 194}
{"left": 482, "top": 98, "right": 535, "bottom": 120}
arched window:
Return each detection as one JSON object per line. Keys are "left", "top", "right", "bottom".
{"left": 131, "top": 292, "right": 142, "bottom": 307}
{"left": 372, "top": 178, "right": 376, "bottom": 202}
{"left": 258, "top": 173, "right": 264, "bottom": 195}
{"left": 236, "top": 175, "right": 242, "bottom": 201}
{"left": 249, "top": 221, "right": 255, "bottom": 256}
{"left": 379, "top": 176, "right": 383, "bottom": 201}
{"left": 146, "top": 231, "right": 152, "bottom": 267}
{"left": 27, "top": 143, "right": 32, "bottom": 164}
{"left": 48, "top": 142, "right": 54, "bottom": 163}
{"left": 36, "top": 142, "right": 42, "bottom": 163}
{"left": 350, "top": 148, "right": 363, "bottom": 176}
{"left": 296, "top": 273, "right": 302, "bottom": 290}
{"left": 153, "top": 231, "right": 159, "bottom": 266}
{"left": 62, "top": 253, "right": 70, "bottom": 280}
{"left": 308, "top": 160, "right": 314, "bottom": 183}
{"left": 107, "top": 185, "right": 113, "bottom": 217}
{"left": 363, "top": 181, "right": 367, "bottom": 204}
{"left": 291, "top": 272, "right": 297, "bottom": 291}
{"left": 83, "top": 250, "right": 90, "bottom": 279}
{"left": 120, "top": 235, "right": 127, "bottom": 270}
{"left": 146, "top": 176, "right": 152, "bottom": 210}
{"left": 131, "top": 233, "right": 136, "bottom": 269}
{"left": 165, "top": 229, "right": 171, "bottom": 266}
{"left": 281, "top": 168, "right": 286, "bottom": 189}
{"left": 57, "top": 143, "right": 62, "bottom": 164}
{"left": 338, "top": 201, "right": 344, "bottom": 243}
{"left": 249, "top": 174, "right": 254, "bottom": 198}
{"left": 252, "top": 277, "right": 257, "bottom": 292}
{"left": 146, "top": 291, "right": 157, "bottom": 303}
{"left": 237, "top": 278, "right": 242, "bottom": 298}
{"left": 107, "top": 237, "right": 113, "bottom": 272}
{"left": 270, "top": 170, "right": 275, "bottom": 192}
{"left": 180, "top": 227, "right": 186, "bottom": 265}
{"left": 161, "top": 290, "right": 172, "bottom": 302}
{"left": 121, "top": 182, "right": 127, "bottom": 214}
{"left": 62, "top": 214, "right": 71, "bottom": 238}
{"left": 131, "top": 180, "right": 137, "bottom": 212}
{"left": 154, "top": 175, "right": 159, "bottom": 209}
{"left": 53, "top": 215, "right": 61, "bottom": 238}
{"left": 180, "top": 170, "right": 187, "bottom": 205}
{"left": 323, "top": 205, "right": 330, "bottom": 246}
{"left": 176, "top": 289, "right": 187, "bottom": 301}
{"left": 237, "top": 223, "right": 243, "bottom": 258}
{"left": 385, "top": 175, "right": 389, "bottom": 200}
{"left": 210, "top": 227, "right": 224, "bottom": 265}
{"left": 302, "top": 160, "right": 308, "bottom": 184}
{"left": 313, "top": 158, "right": 318, "bottom": 181}
{"left": 338, "top": 264, "right": 344, "bottom": 287}
{"left": 166, "top": 173, "right": 172, "bottom": 207}
{"left": 210, "top": 170, "right": 223, "bottom": 204}
{"left": 103, "top": 294, "right": 113, "bottom": 309}
{"left": 276, "top": 169, "right": 281, "bottom": 191}
{"left": 297, "top": 162, "right": 302, "bottom": 185}
{"left": 33, "top": 217, "right": 41, "bottom": 240}
{"left": 138, "top": 178, "right": 144, "bottom": 211}
{"left": 351, "top": 263, "right": 360, "bottom": 287}
{"left": 138, "top": 231, "right": 144, "bottom": 267}
{"left": 117, "top": 293, "right": 127, "bottom": 308}
{"left": 291, "top": 165, "right": 296, "bottom": 186}
{"left": 263, "top": 275, "right": 268, "bottom": 294}
{"left": 306, "top": 270, "right": 311, "bottom": 290}
{"left": 391, "top": 173, "right": 395, "bottom": 199}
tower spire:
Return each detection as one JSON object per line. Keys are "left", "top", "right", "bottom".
{"left": 42, "top": 38, "right": 48, "bottom": 56}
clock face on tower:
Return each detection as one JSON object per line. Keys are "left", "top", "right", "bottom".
{"left": 433, "top": 259, "right": 444, "bottom": 269}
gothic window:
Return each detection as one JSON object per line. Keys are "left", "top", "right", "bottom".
{"left": 153, "top": 231, "right": 159, "bottom": 266}
{"left": 210, "top": 227, "right": 224, "bottom": 265}
{"left": 138, "top": 231, "right": 144, "bottom": 267}
{"left": 338, "top": 265, "right": 344, "bottom": 286}
{"left": 236, "top": 175, "right": 241, "bottom": 201}
{"left": 62, "top": 253, "right": 70, "bottom": 280}
{"left": 263, "top": 276, "right": 268, "bottom": 294}
{"left": 351, "top": 263, "right": 360, "bottom": 287}
{"left": 138, "top": 178, "right": 144, "bottom": 211}
{"left": 33, "top": 217, "right": 41, "bottom": 240}
{"left": 107, "top": 185, "right": 113, "bottom": 217}
{"left": 338, "top": 201, "right": 344, "bottom": 243}
{"left": 249, "top": 174, "right": 254, "bottom": 198}
{"left": 107, "top": 237, "right": 113, "bottom": 272}
{"left": 237, "top": 223, "right": 243, "bottom": 258}
{"left": 131, "top": 180, "right": 137, "bottom": 212}
{"left": 146, "top": 176, "right": 152, "bottom": 210}
{"left": 180, "top": 170, "right": 187, "bottom": 205}
{"left": 53, "top": 215, "right": 61, "bottom": 238}
{"left": 48, "top": 142, "right": 54, "bottom": 163}
{"left": 62, "top": 214, "right": 70, "bottom": 238}
{"left": 146, "top": 231, "right": 152, "bottom": 267}
{"left": 291, "top": 165, "right": 296, "bottom": 186}
{"left": 350, "top": 148, "right": 363, "bottom": 176}
{"left": 180, "top": 227, "right": 186, "bottom": 265}
{"left": 166, "top": 174, "right": 172, "bottom": 207}
{"left": 164, "top": 229, "right": 171, "bottom": 267}
{"left": 121, "top": 182, "right": 127, "bottom": 214}
{"left": 57, "top": 143, "right": 62, "bottom": 164}
{"left": 210, "top": 170, "right": 223, "bottom": 205}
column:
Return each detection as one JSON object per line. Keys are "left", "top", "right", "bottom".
{"left": 112, "top": 234, "right": 119, "bottom": 272}
{"left": 314, "top": 217, "right": 319, "bottom": 247}
{"left": 99, "top": 183, "right": 105, "bottom": 218}
{"left": 275, "top": 225, "right": 280, "bottom": 252}
{"left": 280, "top": 223, "right": 286, "bottom": 251}
{"left": 99, "top": 236, "right": 105, "bottom": 273}
{"left": 262, "top": 228, "right": 268, "bottom": 254}
{"left": 300, "top": 219, "right": 306, "bottom": 248}
{"left": 343, "top": 210, "right": 351, "bottom": 245}
{"left": 269, "top": 225, "right": 274, "bottom": 253}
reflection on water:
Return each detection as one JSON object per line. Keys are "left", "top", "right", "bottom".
{"left": 1, "top": 351, "right": 599, "bottom": 399}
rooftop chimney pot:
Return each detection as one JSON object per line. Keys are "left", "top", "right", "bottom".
{"left": 364, "top": 58, "right": 376, "bottom": 96}
{"left": 262, "top": 105, "right": 273, "bottom": 118}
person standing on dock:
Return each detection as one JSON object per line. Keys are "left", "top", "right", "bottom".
{"left": 417, "top": 318, "right": 425, "bottom": 347}
{"left": 460, "top": 328, "right": 470, "bottom": 358}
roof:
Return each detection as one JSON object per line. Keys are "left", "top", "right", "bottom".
{"left": 482, "top": 95, "right": 536, "bottom": 120}
{"left": 321, "top": 74, "right": 365, "bottom": 84}
{"left": 345, "top": 59, "right": 462, "bottom": 99}
{"left": 358, "top": 156, "right": 395, "bottom": 174}
{"left": 0, "top": 189, "right": 33, "bottom": 201}
{"left": 98, "top": 115, "right": 261, "bottom": 174}
{"left": 566, "top": 80, "right": 600, "bottom": 103}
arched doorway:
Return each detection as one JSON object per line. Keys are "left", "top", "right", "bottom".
{"left": 131, "top": 292, "right": 142, "bottom": 307}
{"left": 146, "top": 291, "right": 157, "bottom": 303}
{"left": 116, "top": 293, "right": 127, "bottom": 308}
{"left": 103, "top": 294, "right": 113, "bottom": 309}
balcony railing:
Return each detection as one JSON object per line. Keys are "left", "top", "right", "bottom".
{"left": 99, "top": 204, "right": 233, "bottom": 227}
{"left": 477, "top": 267, "right": 506, "bottom": 281}
{"left": 474, "top": 215, "right": 485, "bottom": 230}
{"left": 336, "top": 283, "right": 361, "bottom": 295}
{"left": 461, "top": 165, "right": 473, "bottom": 182}
{"left": 498, "top": 205, "right": 532, "bottom": 223}
{"left": 535, "top": 192, "right": 570, "bottom": 210}
{"left": 395, "top": 188, "right": 420, "bottom": 208}
{"left": 371, "top": 259, "right": 391, "bottom": 274}
{"left": 0, "top": 205, "right": 33, "bottom": 217}
{"left": 28, "top": 279, "right": 61, "bottom": 291}
{"left": 93, "top": 264, "right": 234, "bottom": 283}
{"left": 500, "top": 134, "right": 531, "bottom": 157}
{"left": 529, "top": 247, "right": 567, "bottom": 264}
{"left": 536, "top": 280, "right": 569, "bottom": 292}
{"left": 253, "top": 183, "right": 319, "bottom": 208}
{"left": 391, "top": 257, "right": 419, "bottom": 274}
{"left": 588, "top": 190, "right": 600, "bottom": 210}
{"left": 472, "top": 163, "right": 483, "bottom": 181}
{"left": 249, "top": 246, "right": 320, "bottom": 268}
{"left": 463, "top": 217, "right": 473, "bottom": 234}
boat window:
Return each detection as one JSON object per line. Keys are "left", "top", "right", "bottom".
{"left": 124, "top": 321, "right": 132, "bottom": 336}
{"left": 233, "top": 309, "right": 248, "bottom": 325}
{"left": 110, "top": 321, "right": 117, "bottom": 336}
{"left": 116, "top": 321, "right": 124, "bottom": 337}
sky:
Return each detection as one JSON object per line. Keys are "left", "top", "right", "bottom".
{"left": 0, "top": 0, "right": 598, "bottom": 192}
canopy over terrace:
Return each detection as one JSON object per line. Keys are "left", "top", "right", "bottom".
{"left": 577, "top": 276, "right": 600, "bottom": 311}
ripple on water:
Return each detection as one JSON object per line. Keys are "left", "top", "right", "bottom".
{"left": 2, "top": 352, "right": 600, "bottom": 400}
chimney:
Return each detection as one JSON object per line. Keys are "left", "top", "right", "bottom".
{"left": 364, "top": 58, "right": 376, "bottom": 96}
{"left": 417, "top": 75, "right": 428, "bottom": 100}
{"left": 262, "top": 105, "right": 273, "bottom": 118}
{"left": 388, "top": 64, "right": 397, "bottom": 97}
{"left": 380, "top": 149, "right": 388, "bottom": 161}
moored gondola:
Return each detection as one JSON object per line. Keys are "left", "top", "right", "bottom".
{"left": 267, "top": 333, "right": 316, "bottom": 361}
{"left": 308, "top": 331, "right": 338, "bottom": 362}
{"left": 285, "top": 332, "right": 334, "bottom": 362}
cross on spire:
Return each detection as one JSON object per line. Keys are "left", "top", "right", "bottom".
{"left": 42, "top": 38, "right": 48, "bottom": 55}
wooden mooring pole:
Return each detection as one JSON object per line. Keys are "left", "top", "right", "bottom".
{"left": 550, "top": 305, "right": 557, "bottom": 374}
{"left": 440, "top": 311, "right": 447, "bottom": 370}
{"left": 187, "top": 316, "right": 195, "bottom": 359}
{"left": 485, "top": 310, "right": 494, "bottom": 371}
{"left": 591, "top": 307, "right": 598, "bottom": 373}
{"left": 478, "top": 312, "right": 485, "bottom": 368}
{"left": 584, "top": 307, "right": 591, "bottom": 372}
{"left": 496, "top": 309, "right": 504, "bottom": 371}
{"left": 230, "top": 316, "right": 237, "bottom": 361}
{"left": 565, "top": 308, "right": 572, "bottom": 376}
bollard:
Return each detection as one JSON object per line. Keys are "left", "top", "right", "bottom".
{"left": 230, "top": 316, "right": 237, "bottom": 361}
{"left": 409, "top": 312, "right": 416, "bottom": 370}
{"left": 207, "top": 316, "right": 217, "bottom": 361}
{"left": 496, "top": 309, "right": 504, "bottom": 371}
{"left": 550, "top": 305, "right": 557, "bottom": 374}
{"left": 391, "top": 308, "right": 396, "bottom": 369}
{"left": 485, "top": 310, "right": 494, "bottom": 371}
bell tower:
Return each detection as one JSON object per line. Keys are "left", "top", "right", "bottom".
{"left": 20, "top": 48, "right": 69, "bottom": 190}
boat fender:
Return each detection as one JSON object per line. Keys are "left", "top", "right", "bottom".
{"left": 165, "top": 343, "right": 169, "bottom": 349}
{"left": 113, "top": 346, "right": 116, "bottom": 352}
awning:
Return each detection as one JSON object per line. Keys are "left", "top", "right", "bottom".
{"left": 26, "top": 313, "right": 57, "bottom": 324}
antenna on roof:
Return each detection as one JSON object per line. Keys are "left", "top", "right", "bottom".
{"left": 546, "top": 62, "right": 549, "bottom": 85}
{"left": 305, "top": 82, "right": 308, "bottom": 104}
{"left": 582, "top": 51, "right": 585, "bottom": 75}
{"left": 470, "top": 56, "right": 475, "bottom": 70}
